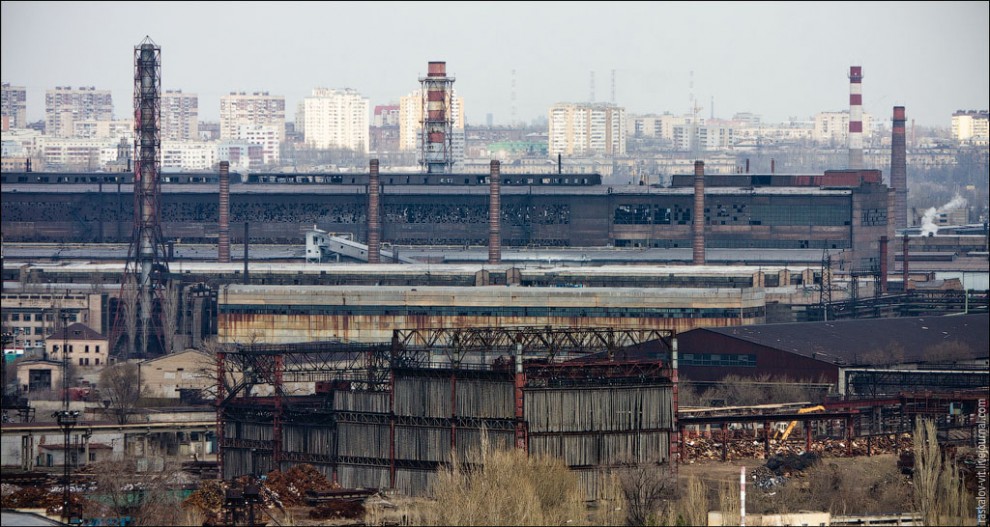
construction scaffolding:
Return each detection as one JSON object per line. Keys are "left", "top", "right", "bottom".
{"left": 216, "top": 327, "right": 678, "bottom": 498}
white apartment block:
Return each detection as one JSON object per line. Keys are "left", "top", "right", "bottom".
{"left": 626, "top": 113, "right": 691, "bottom": 141}
{"left": 45, "top": 86, "right": 114, "bottom": 138}
{"left": 36, "top": 137, "right": 119, "bottom": 170}
{"left": 162, "top": 89, "right": 199, "bottom": 142}
{"left": 813, "top": 111, "right": 874, "bottom": 144}
{"left": 1, "top": 128, "right": 43, "bottom": 157}
{"left": 398, "top": 89, "right": 464, "bottom": 151}
{"left": 951, "top": 110, "right": 989, "bottom": 145}
{"left": 161, "top": 141, "right": 218, "bottom": 172}
{"left": 303, "top": 88, "right": 370, "bottom": 153}
{"left": 2, "top": 82, "right": 28, "bottom": 129}
{"left": 373, "top": 105, "right": 400, "bottom": 127}
{"left": 218, "top": 142, "right": 264, "bottom": 172}
{"left": 671, "top": 123, "right": 737, "bottom": 151}
{"left": 219, "top": 91, "right": 285, "bottom": 143}
{"left": 237, "top": 124, "right": 281, "bottom": 164}
{"left": 71, "top": 119, "right": 133, "bottom": 140}
{"left": 548, "top": 103, "right": 626, "bottom": 157}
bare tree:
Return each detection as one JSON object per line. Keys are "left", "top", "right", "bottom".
{"left": 159, "top": 282, "right": 180, "bottom": 355}
{"left": 120, "top": 277, "right": 139, "bottom": 359}
{"left": 99, "top": 362, "right": 141, "bottom": 424}
{"left": 613, "top": 462, "right": 676, "bottom": 526}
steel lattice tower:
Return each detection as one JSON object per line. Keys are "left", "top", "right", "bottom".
{"left": 419, "top": 61, "right": 455, "bottom": 174}
{"left": 115, "top": 36, "right": 170, "bottom": 358}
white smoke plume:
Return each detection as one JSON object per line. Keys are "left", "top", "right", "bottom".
{"left": 920, "top": 194, "right": 968, "bottom": 237}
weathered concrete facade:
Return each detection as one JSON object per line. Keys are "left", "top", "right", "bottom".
{"left": 217, "top": 284, "right": 765, "bottom": 343}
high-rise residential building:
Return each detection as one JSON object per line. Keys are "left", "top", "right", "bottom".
{"left": 373, "top": 105, "right": 400, "bottom": 127}
{"left": 45, "top": 86, "right": 114, "bottom": 137}
{"left": 219, "top": 91, "right": 285, "bottom": 142}
{"left": 2, "top": 82, "right": 28, "bottom": 129}
{"left": 548, "top": 103, "right": 626, "bottom": 157}
{"left": 951, "top": 110, "right": 989, "bottom": 145}
{"left": 238, "top": 123, "right": 281, "bottom": 164}
{"left": 162, "top": 89, "right": 199, "bottom": 142}
{"left": 398, "top": 89, "right": 464, "bottom": 151}
{"left": 813, "top": 111, "right": 874, "bottom": 145}
{"left": 161, "top": 141, "right": 217, "bottom": 172}
{"left": 302, "top": 88, "right": 370, "bottom": 153}
{"left": 671, "top": 123, "right": 736, "bottom": 151}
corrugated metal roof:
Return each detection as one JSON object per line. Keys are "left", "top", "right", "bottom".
{"left": 695, "top": 314, "right": 989, "bottom": 365}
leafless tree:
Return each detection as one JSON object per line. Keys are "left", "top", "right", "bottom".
{"left": 120, "top": 277, "right": 139, "bottom": 359}
{"left": 159, "top": 282, "right": 180, "bottom": 355}
{"left": 613, "top": 462, "right": 676, "bottom": 526}
{"left": 98, "top": 362, "right": 141, "bottom": 424}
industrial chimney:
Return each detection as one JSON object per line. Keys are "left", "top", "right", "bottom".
{"left": 693, "top": 161, "right": 706, "bottom": 265}
{"left": 848, "top": 66, "right": 864, "bottom": 169}
{"left": 419, "top": 61, "right": 455, "bottom": 174}
{"left": 368, "top": 159, "right": 380, "bottom": 264}
{"left": 891, "top": 106, "right": 907, "bottom": 229}
{"left": 488, "top": 160, "right": 501, "bottom": 265}
{"left": 218, "top": 161, "right": 230, "bottom": 263}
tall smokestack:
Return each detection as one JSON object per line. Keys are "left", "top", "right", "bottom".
{"left": 368, "top": 159, "right": 380, "bottom": 264}
{"left": 218, "top": 161, "right": 230, "bottom": 263}
{"left": 848, "top": 66, "right": 864, "bottom": 169}
{"left": 745, "top": 158, "right": 749, "bottom": 174}
{"left": 891, "top": 106, "right": 907, "bottom": 229}
{"left": 770, "top": 158, "right": 775, "bottom": 174}
{"left": 693, "top": 160, "right": 706, "bottom": 265}
{"left": 420, "top": 61, "right": 455, "bottom": 174}
{"left": 488, "top": 160, "right": 501, "bottom": 265}
{"left": 879, "top": 236, "right": 888, "bottom": 293}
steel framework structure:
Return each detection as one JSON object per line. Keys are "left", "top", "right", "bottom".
{"left": 113, "top": 36, "right": 170, "bottom": 358}
{"left": 215, "top": 327, "right": 678, "bottom": 484}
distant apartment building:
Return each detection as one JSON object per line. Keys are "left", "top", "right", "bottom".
{"left": 2, "top": 82, "right": 28, "bottom": 129}
{"left": 548, "top": 103, "right": 626, "bottom": 157}
{"left": 45, "top": 86, "right": 114, "bottom": 138}
{"left": 162, "top": 89, "right": 199, "bottom": 141}
{"left": 373, "top": 105, "right": 400, "bottom": 127}
{"left": 36, "top": 137, "right": 119, "bottom": 170}
{"left": 398, "top": 89, "right": 464, "bottom": 151}
{"left": 671, "top": 123, "right": 736, "bottom": 151}
{"left": 218, "top": 141, "right": 264, "bottom": 172}
{"left": 813, "top": 111, "right": 874, "bottom": 145}
{"left": 302, "top": 88, "right": 370, "bottom": 153}
{"left": 161, "top": 141, "right": 218, "bottom": 172}
{"left": 951, "top": 110, "right": 989, "bottom": 145}
{"left": 198, "top": 121, "right": 221, "bottom": 141}
{"left": 238, "top": 124, "right": 281, "bottom": 164}
{"left": 71, "top": 119, "right": 132, "bottom": 140}
{"left": 219, "top": 91, "right": 285, "bottom": 143}
{"left": 626, "top": 113, "right": 687, "bottom": 141}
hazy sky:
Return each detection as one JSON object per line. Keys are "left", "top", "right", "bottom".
{"left": 2, "top": 1, "right": 988, "bottom": 127}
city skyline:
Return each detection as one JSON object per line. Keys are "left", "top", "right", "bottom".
{"left": 1, "top": 1, "right": 988, "bottom": 128}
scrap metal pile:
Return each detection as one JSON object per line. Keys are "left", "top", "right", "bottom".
{"left": 681, "top": 432, "right": 914, "bottom": 461}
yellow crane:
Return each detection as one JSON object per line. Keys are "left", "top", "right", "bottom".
{"left": 775, "top": 405, "right": 825, "bottom": 441}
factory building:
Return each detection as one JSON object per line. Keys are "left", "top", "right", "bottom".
{"left": 676, "top": 313, "right": 989, "bottom": 395}
{"left": 216, "top": 284, "right": 765, "bottom": 344}
{"left": 217, "top": 327, "right": 677, "bottom": 498}
{"left": 1, "top": 167, "right": 892, "bottom": 272}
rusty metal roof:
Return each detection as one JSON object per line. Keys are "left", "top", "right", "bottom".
{"left": 693, "top": 313, "right": 989, "bottom": 365}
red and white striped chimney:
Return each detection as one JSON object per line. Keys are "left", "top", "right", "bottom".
{"left": 848, "top": 66, "right": 864, "bottom": 169}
